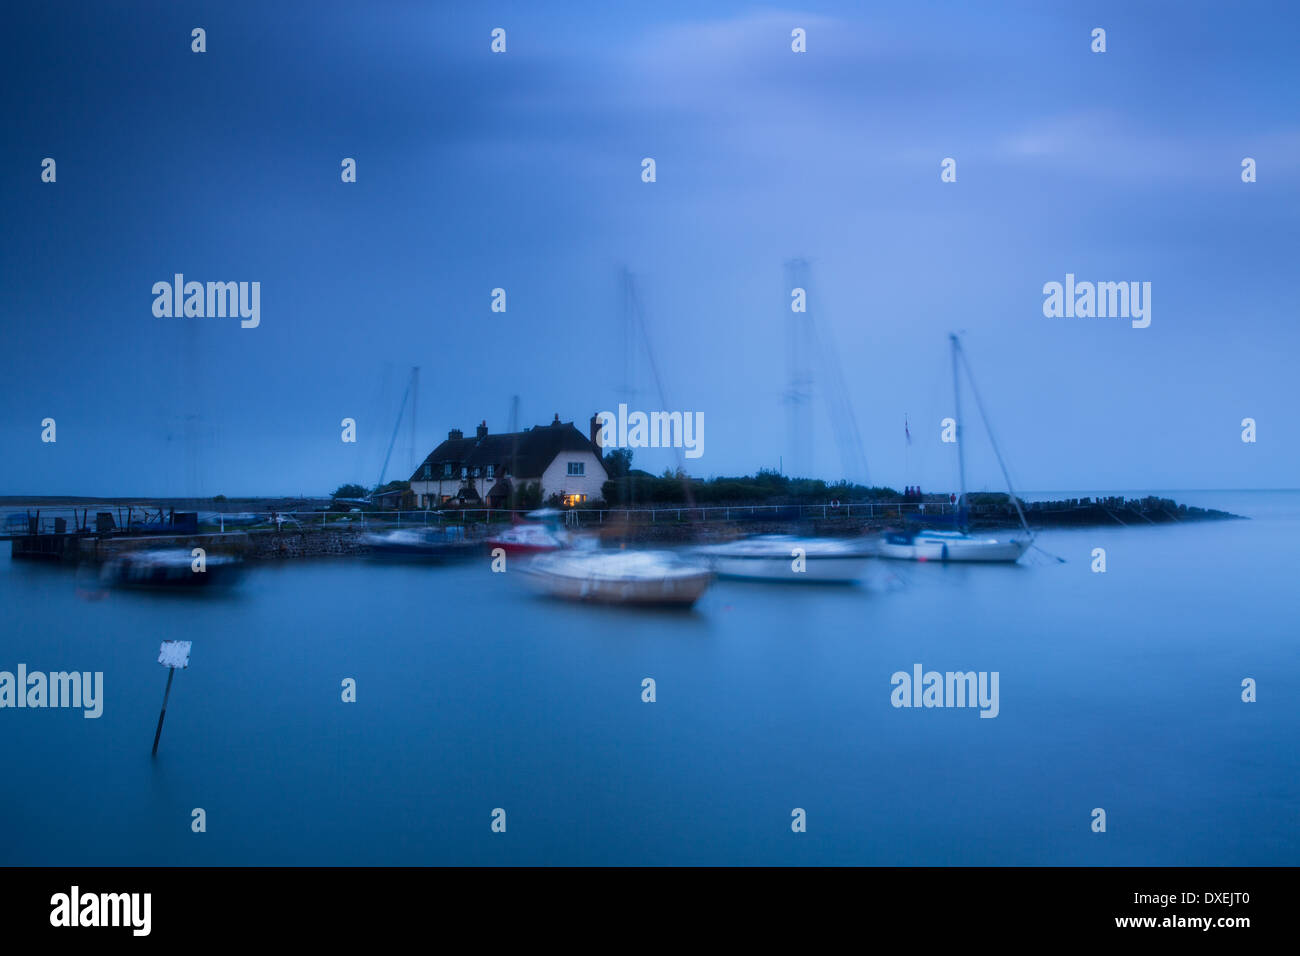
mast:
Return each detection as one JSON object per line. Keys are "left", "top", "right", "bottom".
{"left": 950, "top": 333, "right": 968, "bottom": 515}
{"left": 376, "top": 366, "right": 417, "bottom": 493}
{"left": 955, "top": 341, "right": 1033, "bottom": 538}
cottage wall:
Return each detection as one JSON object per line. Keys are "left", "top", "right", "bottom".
{"left": 540, "top": 450, "right": 606, "bottom": 503}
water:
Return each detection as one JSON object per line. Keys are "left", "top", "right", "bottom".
{"left": 1, "top": 491, "right": 1296, "bottom": 865}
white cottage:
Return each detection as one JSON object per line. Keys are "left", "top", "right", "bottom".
{"left": 409, "top": 414, "right": 608, "bottom": 508}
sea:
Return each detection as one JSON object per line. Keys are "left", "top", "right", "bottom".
{"left": 1, "top": 490, "right": 1296, "bottom": 865}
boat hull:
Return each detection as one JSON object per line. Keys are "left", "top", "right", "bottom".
{"left": 362, "top": 529, "right": 477, "bottom": 560}
{"left": 100, "top": 552, "right": 244, "bottom": 590}
{"left": 876, "top": 533, "right": 1030, "bottom": 563}
{"left": 486, "top": 523, "right": 564, "bottom": 555}
{"left": 520, "top": 552, "right": 713, "bottom": 608}
{"left": 705, "top": 553, "right": 871, "bottom": 583}
{"left": 694, "top": 535, "right": 874, "bottom": 583}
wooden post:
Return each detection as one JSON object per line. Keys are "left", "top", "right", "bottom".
{"left": 151, "top": 666, "right": 175, "bottom": 756}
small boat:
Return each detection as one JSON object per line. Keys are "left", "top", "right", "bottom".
{"left": 876, "top": 529, "right": 1030, "bottom": 563}
{"left": 519, "top": 549, "right": 714, "bottom": 608}
{"left": 693, "top": 534, "right": 873, "bottom": 583}
{"left": 487, "top": 522, "right": 566, "bottom": 555}
{"left": 100, "top": 549, "right": 244, "bottom": 590}
{"left": 487, "top": 523, "right": 565, "bottom": 554}
{"left": 361, "top": 525, "right": 477, "bottom": 560}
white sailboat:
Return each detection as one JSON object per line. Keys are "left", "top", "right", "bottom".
{"left": 876, "top": 528, "right": 1029, "bottom": 562}
{"left": 520, "top": 549, "right": 714, "bottom": 608}
{"left": 877, "top": 334, "right": 1033, "bottom": 564}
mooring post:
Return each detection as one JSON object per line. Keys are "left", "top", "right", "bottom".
{"left": 151, "top": 666, "right": 175, "bottom": 756}
{"left": 151, "top": 640, "right": 192, "bottom": 756}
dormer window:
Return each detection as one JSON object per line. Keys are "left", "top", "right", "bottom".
{"left": 422, "top": 464, "right": 431, "bottom": 480}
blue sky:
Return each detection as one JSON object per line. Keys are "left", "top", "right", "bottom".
{"left": 2, "top": 1, "right": 1297, "bottom": 497}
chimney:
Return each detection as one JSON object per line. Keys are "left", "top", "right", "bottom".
{"left": 552, "top": 413, "right": 561, "bottom": 427}
{"left": 590, "top": 413, "right": 602, "bottom": 448}
{"left": 448, "top": 427, "right": 463, "bottom": 440}
{"left": 476, "top": 420, "right": 488, "bottom": 439}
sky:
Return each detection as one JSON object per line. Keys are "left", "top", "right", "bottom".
{"left": 2, "top": 0, "right": 1297, "bottom": 498}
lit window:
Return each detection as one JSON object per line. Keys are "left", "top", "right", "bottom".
{"left": 563, "top": 493, "right": 587, "bottom": 507}
{"left": 567, "top": 461, "right": 585, "bottom": 476}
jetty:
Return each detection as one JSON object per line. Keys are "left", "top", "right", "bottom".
{"left": 3, "top": 494, "right": 1243, "bottom": 564}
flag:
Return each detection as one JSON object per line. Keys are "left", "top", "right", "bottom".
{"left": 904, "top": 416, "right": 911, "bottom": 445}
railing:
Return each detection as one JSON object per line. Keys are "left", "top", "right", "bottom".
{"left": 4, "top": 500, "right": 968, "bottom": 537}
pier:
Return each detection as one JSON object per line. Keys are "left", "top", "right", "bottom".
{"left": 5, "top": 495, "right": 1243, "bottom": 564}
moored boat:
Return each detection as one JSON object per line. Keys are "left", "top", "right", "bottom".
{"left": 519, "top": 549, "right": 713, "bottom": 607}
{"left": 875, "top": 529, "right": 1029, "bottom": 563}
{"left": 99, "top": 549, "right": 244, "bottom": 590}
{"left": 361, "top": 525, "right": 477, "bottom": 560}
{"left": 693, "top": 534, "right": 873, "bottom": 583}
{"left": 879, "top": 333, "right": 1035, "bottom": 565}
{"left": 487, "top": 522, "right": 566, "bottom": 555}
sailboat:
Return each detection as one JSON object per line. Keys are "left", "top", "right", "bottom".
{"left": 876, "top": 335, "right": 1032, "bottom": 563}
{"left": 520, "top": 549, "right": 714, "bottom": 607}
{"left": 692, "top": 534, "right": 874, "bottom": 582}
{"left": 514, "top": 269, "right": 715, "bottom": 608}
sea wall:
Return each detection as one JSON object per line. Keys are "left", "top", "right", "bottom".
{"left": 246, "top": 528, "right": 370, "bottom": 559}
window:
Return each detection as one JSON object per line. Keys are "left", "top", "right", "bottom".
{"left": 567, "top": 461, "right": 585, "bottom": 476}
{"left": 422, "top": 464, "right": 431, "bottom": 480}
{"left": 486, "top": 465, "right": 495, "bottom": 478}
{"left": 442, "top": 463, "right": 452, "bottom": 478}
{"left": 472, "top": 467, "right": 480, "bottom": 478}
{"left": 563, "top": 493, "right": 587, "bottom": 507}
{"left": 461, "top": 467, "right": 468, "bottom": 479}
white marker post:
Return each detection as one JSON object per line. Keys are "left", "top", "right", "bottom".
{"left": 152, "top": 640, "right": 192, "bottom": 756}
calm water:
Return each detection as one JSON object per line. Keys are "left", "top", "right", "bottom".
{"left": 1, "top": 491, "right": 1297, "bottom": 865}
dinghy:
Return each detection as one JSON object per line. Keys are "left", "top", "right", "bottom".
{"left": 693, "top": 534, "right": 873, "bottom": 582}
{"left": 519, "top": 549, "right": 713, "bottom": 607}
{"left": 877, "top": 334, "right": 1034, "bottom": 564}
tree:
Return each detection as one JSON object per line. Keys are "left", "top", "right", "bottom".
{"left": 332, "top": 483, "right": 368, "bottom": 499}
{"left": 603, "top": 447, "right": 633, "bottom": 479}
{"left": 517, "top": 481, "right": 542, "bottom": 510}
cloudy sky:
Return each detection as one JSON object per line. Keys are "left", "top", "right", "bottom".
{"left": 2, "top": 0, "right": 1296, "bottom": 497}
